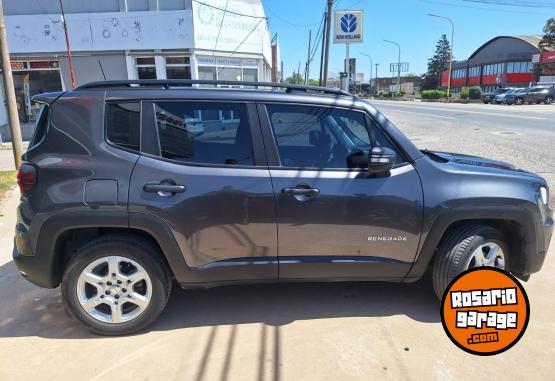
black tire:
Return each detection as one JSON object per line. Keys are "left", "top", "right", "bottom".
{"left": 515, "top": 97, "right": 524, "bottom": 105}
{"left": 62, "top": 235, "right": 172, "bottom": 335}
{"left": 482, "top": 100, "right": 489, "bottom": 104}
{"left": 432, "top": 224, "right": 508, "bottom": 299}
{"left": 545, "top": 96, "right": 553, "bottom": 105}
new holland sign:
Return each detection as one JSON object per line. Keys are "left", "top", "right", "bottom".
{"left": 334, "top": 10, "right": 363, "bottom": 44}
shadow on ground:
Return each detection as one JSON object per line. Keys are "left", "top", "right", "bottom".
{"left": 0, "top": 259, "right": 440, "bottom": 339}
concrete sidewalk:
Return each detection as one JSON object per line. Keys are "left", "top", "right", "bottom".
{"left": 0, "top": 188, "right": 553, "bottom": 380}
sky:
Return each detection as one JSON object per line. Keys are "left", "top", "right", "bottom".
{"left": 262, "top": 0, "right": 553, "bottom": 81}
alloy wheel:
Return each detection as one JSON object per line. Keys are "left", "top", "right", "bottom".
{"left": 545, "top": 96, "right": 553, "bottom": 105}
{"left": 465, "top": 242, "right": 505, "bottom": 270}
{"left": 76, "top": 256, "right": 152, "bottom": 324}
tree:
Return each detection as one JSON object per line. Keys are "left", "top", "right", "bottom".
{"left": 421, "top": 34, "right": 451, "bottom": 90}
{"left": 308, "top": 79, "right": 320, "bottom": 86}
{"left": 539, "top": 18, "right": 555, "bottom": 51}
{"left": 285, "top": 71, "right": 303, "bottom": 84}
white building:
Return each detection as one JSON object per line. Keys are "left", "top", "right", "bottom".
{"left": 1, "top": 0, "right": 276, "bottom": 124}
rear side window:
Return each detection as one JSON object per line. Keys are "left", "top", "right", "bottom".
{"left": 29, "top": 104, "right": 49, "bottom": 148}
{"left": 152, "top": 101, "right": 254, "bottom": 166}
{"left": 106, "top": 102, "right": 141, "bottom": 152}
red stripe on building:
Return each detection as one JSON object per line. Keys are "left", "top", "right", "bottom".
{"left": 467, "top": 76, "right": 480, "bottom": 85}
{"left": 506, "top": 73, "right": 534, "bottom": 84}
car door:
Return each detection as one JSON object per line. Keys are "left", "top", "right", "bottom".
{"left": 257, "top": 103, "right": 423, "bottom": 280}
{"left": 128, "top": 99, "right": 278, "bottom": 283}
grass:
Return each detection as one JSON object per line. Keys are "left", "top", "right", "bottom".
{"left": 0, "top": 170, "right": 17, "bottom": 200}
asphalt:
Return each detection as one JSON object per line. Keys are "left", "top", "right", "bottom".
{"left": 0, "top": 101, "right": 554, "bottom": 380}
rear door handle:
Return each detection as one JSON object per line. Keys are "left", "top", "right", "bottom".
{"left": 144, "top": 182, "right": 186, "bottom": 194}
{"left": 281, "top": 185, "right": 320, "bottom": 196}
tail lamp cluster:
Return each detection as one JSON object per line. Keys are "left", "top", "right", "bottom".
{"left": 17, "top": 164, "right": 36, "bottom": 196}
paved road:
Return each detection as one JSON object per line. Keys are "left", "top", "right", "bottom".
{"left": 371, "top": 100, "right": 555, "bottom": 204}
{"left": 0, "top": 103, "right": 554, "bottom": 380}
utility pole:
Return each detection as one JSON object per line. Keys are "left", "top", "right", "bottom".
{"left": 322, "top": 0, "right": 333, "bottom": 87}
{"left": 0, "top": 0, "right": 23, "bottom": 169}
{"left": 305, "top": 29, "right": 312, "bottom": 85}
{"left": 318, "top": 10, "right": 327, "bottom": 85}
{"left": 428, "top": 13, "right": 454, "bottom": 102}
{"left": 280, "top": 60, "right": 284, "bottom": 82}
{"left": 59, "top": 0, "right": 77, "bottom": 88}
{"left": 375, "top": 63, "right": 379, "bottom": 94}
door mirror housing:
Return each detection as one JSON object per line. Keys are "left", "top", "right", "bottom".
{"left": 368, "top": 146, "right": 396, "bottom": 174}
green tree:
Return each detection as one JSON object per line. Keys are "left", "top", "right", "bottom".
{"left": 286, "top": 71, "right": 303, "bottom": 84}
{"left": 308, "top": 79, "right": 320, "bottom": 86}
{"left": 421, "top": 34, "right": 451, "bottom": 90}
{"left": 539, "top": 18, "right": 555, "bottom": 51}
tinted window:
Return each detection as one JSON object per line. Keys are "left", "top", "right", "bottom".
{"left": 30, "top": 104, "right": 49, "bottom": 148}
{"left": 266, "top": 104, "right": 400, "bottom": 169}
{"left": 153, "top": 102, "right": 254, "bottom": 166}
{"left": 106, "top": 102, "right": 141, "bottom": 152}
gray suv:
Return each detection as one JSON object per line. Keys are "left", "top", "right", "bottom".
{"left": 13, "top": 80, "right": 553, "bottom": 335}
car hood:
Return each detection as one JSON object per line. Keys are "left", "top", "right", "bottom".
{"left": 427, "top": 150, "right": 543, "bottom": 180}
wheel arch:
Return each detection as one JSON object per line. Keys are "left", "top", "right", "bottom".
{"left": 35, "top": 212, "right": 189, "bottom": 288}
{"left": 404, "top": 205, "right": 539, "bottom": 281}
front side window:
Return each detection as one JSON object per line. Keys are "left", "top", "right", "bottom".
{"left": 106, "top": 102, "right": 141, "bottom": 152}
{"left": 153, "top": 102, "right": 254, "bottom": 166}
{"left": 265, "top": 104, "right": 401, "bottom": 169}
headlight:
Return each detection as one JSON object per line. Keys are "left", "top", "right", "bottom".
{"left": 540, "top": 187, "right": 548, "bottom": 205}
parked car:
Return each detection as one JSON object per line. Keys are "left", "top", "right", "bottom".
{"left": 505, "top": 87, "right": 531, "bottom": 105}
{"left": 494, "top": 88, "right": 520, "bottom": 104}
{"left": 481, "top": 87, "right": 512, "bottom": 104}
{"left": 13, "top": 80, "right": 553, "bottom": 335}
{"left": 522, "top": 86, "right": 555, "bottom": 105}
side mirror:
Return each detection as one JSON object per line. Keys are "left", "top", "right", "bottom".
{"left": 368, "top": 146, "right": 396, "bottom": 174}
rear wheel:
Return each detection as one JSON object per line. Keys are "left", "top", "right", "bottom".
{"left": 62, "top": 236, "right": 172, "bottom": 335}
{"left": 545, "top": 96, "right": 553, "bottom": 105}
{"left": 432, "top": 224, "right": 508, "bottom": 299}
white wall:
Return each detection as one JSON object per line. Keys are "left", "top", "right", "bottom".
{"left": 5, "top": 10, "right": 194, "bottom": 53}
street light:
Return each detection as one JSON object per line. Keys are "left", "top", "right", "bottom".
{"left": 360, "top": 53, "right": 373, "bottom": 95}
{"left": 428, "top": 13, "right": 455, "bottom": 102}
{"left": 383, "top": 39, "right": 401, "bottom": 94}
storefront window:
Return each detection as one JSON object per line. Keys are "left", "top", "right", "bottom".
{"left": 165, "top": 56, "right": 191, "bottom": 80}
{"left": 136, "top": 57, "right": 156, "bottom": 79}
{"left": 196, "top": 56, "right": 260, "bottom": 86}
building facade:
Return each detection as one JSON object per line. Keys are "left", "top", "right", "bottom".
{"left": 0, "top": 0, "right": 275, "bottom": 124}
{"left": 440, "top": 35, "right": 555, "bottom": 94}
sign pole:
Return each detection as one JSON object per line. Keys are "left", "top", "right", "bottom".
{"left": 344, "top": 43, "right": 350, "bottom": 92}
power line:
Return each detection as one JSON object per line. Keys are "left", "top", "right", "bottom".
{"left": 192, "top": 0, "right": 267, "bottom": 19}
{"left": 264, "top": 3, "right": 322, "bottom": 27}
{"left": 418, "top": 0, "right": 553, "bottom": 14}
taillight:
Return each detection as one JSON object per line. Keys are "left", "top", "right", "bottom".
{"left": 17, "top": 164, "right": 36, "bottom": 195}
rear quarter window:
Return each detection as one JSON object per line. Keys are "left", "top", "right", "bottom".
{"left": 29, "top": 104, "right": 50, "bottom": 148}
{"left": 106, "top": 102, "right": 141, "bottom": 152}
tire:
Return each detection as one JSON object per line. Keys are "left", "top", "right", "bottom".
{"left": 432, "top": 224, "right": 508, "bottom": 300}
{"left": 515, "top": 97, "right": 524, "bottom": 105}
{"left": 62, "top": 235, "right": 172, "bottom": 335}
{"left": 545, "top": 96, "right": 553, "bottom": 105}
{"left": 482, "top": 100, "right": 489, "bottom": 104}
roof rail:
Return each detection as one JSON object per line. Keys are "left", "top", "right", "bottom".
{"left": 74, "top": 79, "right": 352, "bottom": 97}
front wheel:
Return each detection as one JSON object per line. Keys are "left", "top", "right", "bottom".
{"left": 432, "top": 225, "right": 508, "bottom": 299}
{"left": 545, "top": 96, "right": 553, "bottom": 105}
{"left": 515, "top": 97, "right": 524, "bottom": 105}
{"left": 62, "top": 236, "right": 172, "bottom": 335}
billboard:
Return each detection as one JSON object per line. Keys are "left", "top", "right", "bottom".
{"left": 334, "top": 10, "right": 363, "bottom": 44}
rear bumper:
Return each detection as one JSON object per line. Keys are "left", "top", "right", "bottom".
{"left": 12, "top": 244, "right": 55, "bottom": 288}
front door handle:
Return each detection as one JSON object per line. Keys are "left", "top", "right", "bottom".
{"left": 281, "top": 185, "right": 320, "bottom": 196}
{"left": 144, "top": 182, "right": 186, "bottom": 195}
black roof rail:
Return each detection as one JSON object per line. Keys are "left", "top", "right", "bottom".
{"left": 74, "top": 79, "right": 352, "bottom": 97}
